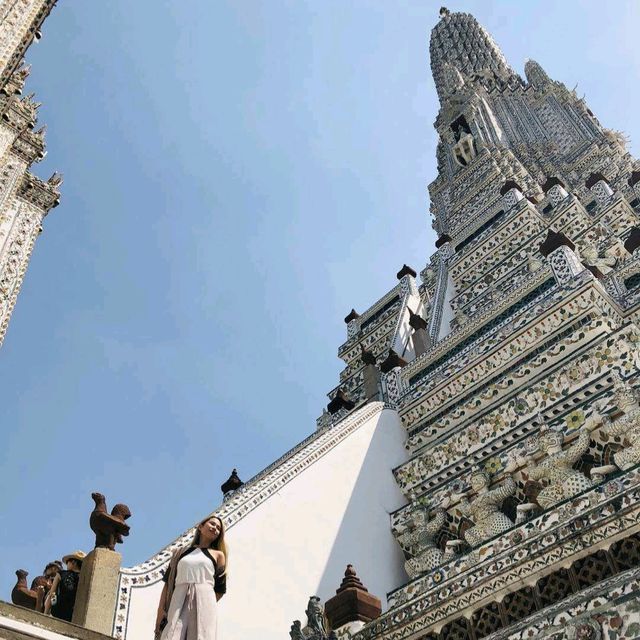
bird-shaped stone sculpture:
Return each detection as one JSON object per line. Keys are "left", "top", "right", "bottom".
{"left": 11, "top": 569, "right": 43, "bottom": 610}
{"left": 89, "top": 492, "right": 131, "bottom": 551}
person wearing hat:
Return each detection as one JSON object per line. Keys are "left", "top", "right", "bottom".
{"left": 44, "top": 550, "right": 86, "bottom": 621}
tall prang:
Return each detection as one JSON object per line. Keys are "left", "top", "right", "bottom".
{"left": 0, "top": 0, "right": 61, "bottom": 347}
{"left": 316, "top": 9, "right": 640, "bottom": 640}
{"left": 89, "top": 9, "right": 640, "bottom": 640}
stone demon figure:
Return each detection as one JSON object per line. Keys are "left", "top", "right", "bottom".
{"left": 458, "top": 468, "right": 516, "bottom": 546}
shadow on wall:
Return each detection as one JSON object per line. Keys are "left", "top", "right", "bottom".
{"left": 123, "top": 405, "right": 410, "bottom": 640}
{"left": 313, "top": 408, "right": 408, "bottom": 614}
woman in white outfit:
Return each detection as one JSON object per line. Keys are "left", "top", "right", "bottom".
{"left": 155, "top": 516, "right": 227, "bottom": 640}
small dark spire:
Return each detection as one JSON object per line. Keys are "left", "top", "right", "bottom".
{"left": 325, "top": 565, "right": 382, "bottom": 629}
{"left": 344, "top": 309, "right": 360, "bottom": 324}
{"left": 435, "top": 233, "right": 452, "bottom": 248}
{"left": 336, "top": 565, "right": 367, "bottom": 593}
{"left": 327, "top": 389, "right": 355, "bottom": 415}
{"left": 539, "top": 229, "right": 575, "bottom": 257}
{"left": 396, "top": 264, "right": 417, "bottom": 280}
{"left": 221, "top": 469, "right": 243, "bottom": 496}
{"left": 360, "top": 344, "right": 376, "bottom": 366}
{"left": 624, "top": 227, "right": 640, "bottom": 254}
{"left": 380, "top": 350, "right": 408, "bottom": 373}
{"left": 439, "top": 6, "right": 450, "bottom": 17}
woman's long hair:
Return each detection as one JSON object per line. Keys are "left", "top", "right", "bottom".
{"left": 192, "top": 515, "right": 228, "bottom": 573}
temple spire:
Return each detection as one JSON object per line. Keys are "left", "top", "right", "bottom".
{"left": 429, "top": 11, "right": 517, "bottom": 103}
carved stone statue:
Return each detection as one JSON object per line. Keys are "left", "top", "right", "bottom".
{"left": 11, "top": 570, "right": 47, "bottom": 610}
{"left": 603, "top": 374, "right": 640, "bottom": 470}
{"left": 397, "top": 503, "right": 461, "bottom": 578}
{"left": 525, "top": 426, "right": 593, "bottom": 509}
{"left": 527, "top": 254, "right": 543, "bottom": 273}
{"left": 289, "top": 620, "right": 305, "bottom": 640}
{"left": 458, "top": 469, "right": 516, "bottom": 546}
{"left": 305, "top": 596, "right": 327, "bottom": 636}
{"left": 452, "top": 132, "right": 477, "bottom": 166}
{"left": 47, "top": 171, "right": 64, "bottom": 188}
{"left": 89, "top": 492, "right": 131, "bottom": 551}
{"left": 580, "top": 242, "right": 617, "bottom": 275}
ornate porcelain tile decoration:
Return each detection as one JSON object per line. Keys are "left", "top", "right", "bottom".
{"left": 357, "top": 468, "right": 640, "bottom": 639}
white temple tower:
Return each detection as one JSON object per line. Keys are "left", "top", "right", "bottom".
{"left": 118, "top": 9, "right": 640, "bottom": 640}
{"left": 0, "top": 0, "right": 61, "bottom": 347}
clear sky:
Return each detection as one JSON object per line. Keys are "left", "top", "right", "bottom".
{"left": 1, "top": 0, "right": 640, "bottom": 599}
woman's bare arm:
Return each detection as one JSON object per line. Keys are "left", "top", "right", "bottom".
{"left": 44, "top": 574, "right": 60, "bottom": 615}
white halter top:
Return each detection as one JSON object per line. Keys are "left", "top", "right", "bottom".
{"left": 175, "top": 548, "right": 216, "bottom": 586}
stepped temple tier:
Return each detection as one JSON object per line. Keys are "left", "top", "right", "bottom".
{"left": 5, "top": 6, "right": 640, "bottom": 640}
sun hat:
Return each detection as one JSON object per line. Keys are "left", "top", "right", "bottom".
{"left": 62, "top": 550, "right": 86, "bottom": 564}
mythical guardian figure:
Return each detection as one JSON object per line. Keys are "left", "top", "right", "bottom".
{"left": 458, "top": 469, "right": 516, "bottom": 547}
{"left": 397, "top": 501, "right": 461, "bottom": 578}
{"left": 525, "top": 425, "right": 594, "bottom": 509}
{"left": 603, "top": 374, "right": 640, "bottom": 470}
{"left": 579, "top": 242, "right": 617, "bottom": 275}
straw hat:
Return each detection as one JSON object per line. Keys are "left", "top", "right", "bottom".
{"left": 62, "top": 550, "right": 86, "bottom": 564}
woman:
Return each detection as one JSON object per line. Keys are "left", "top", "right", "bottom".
{"left": 155, "top": 516, "right": 227, "bottom": 640}
{"left": 45, "top": 551, "right": 86, "bottom": 621}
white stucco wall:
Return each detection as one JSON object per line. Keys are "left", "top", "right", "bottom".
{"left": 122, "top": 405, "right": 407, "bottom": 640}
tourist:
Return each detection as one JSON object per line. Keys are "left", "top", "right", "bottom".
{"left": 155, "top": 516, "right": 227, "bottom": 640}
{"left": 43, "top": 561, "right": 62, "bottom": 584}
{"left": 45, "top": 551, "right": 85, "bottom": 621}
{"left": 34, "top": 561, "right": 62, "bottom": 612}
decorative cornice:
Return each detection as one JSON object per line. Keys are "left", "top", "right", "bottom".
{"left": 397, "top": 322, "right": 634, "bottom": 491}
{"left": 338, "top": 284, "right": 403, "bottom": 355}
{"left": 0, "top": 1, "right": 58, "bottom": 91}
{"left": 0, "top": 93, "right": 38, "bottom": 132}
{"left": 16, "top": 171, "right": 61, "bottom": 213}
{"left": 401, "top": 266, "right": 554, "bottom": 384}
{"left": 11, "top": 126, "right": 45, "bottom": 164}
{"left": 1, "top": 65, "right": 30, "bottom": 97}
{"left": 390, "top": 465, "right": 640, "bottom": 610}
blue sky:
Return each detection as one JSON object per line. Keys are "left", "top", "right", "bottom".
{"left": 1, "top": 1, "right": 640, "bottom": 597}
